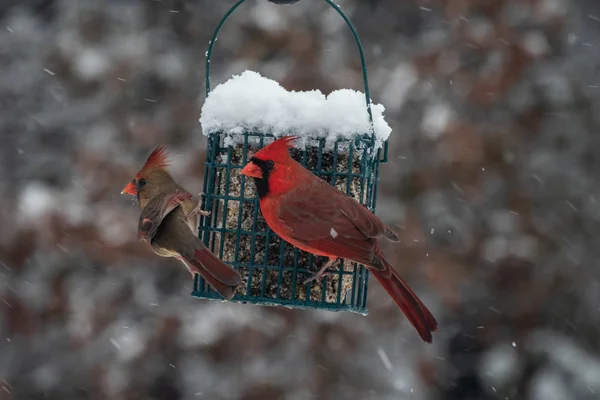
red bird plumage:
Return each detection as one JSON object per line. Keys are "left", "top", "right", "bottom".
{"left": 241, "top": 136, "right": 438, "bottom": 342}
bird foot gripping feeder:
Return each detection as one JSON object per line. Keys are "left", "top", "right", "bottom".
{"left": 194, "top": 0, "right": 390, "bottom": 314}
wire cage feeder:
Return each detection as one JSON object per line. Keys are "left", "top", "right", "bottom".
{"left": 193, "top": 0, "right": 389, "bottom": 315}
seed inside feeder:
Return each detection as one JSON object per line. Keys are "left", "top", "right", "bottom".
{"left": 206, "top": 139, "right": 370, "bottom": 304}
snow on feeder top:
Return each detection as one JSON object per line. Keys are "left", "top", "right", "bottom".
{"left": 194, "top": 0, "right": 391, "bottom": 314}
{"left": 200, "top": 70, "right": 391, "bottom": 149}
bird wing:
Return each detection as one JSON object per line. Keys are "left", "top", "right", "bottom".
{"left": 138, "top": 189, "right": 193, "bottom": 242}
{"left": 149, "top": 207, "right": 241, "bottom": 298}
{"left": 277, "top": 178, "right": 391, "bottom": 268}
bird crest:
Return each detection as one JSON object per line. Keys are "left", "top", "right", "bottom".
{"left": 141, "top": 145, "right": 170, "bottom": 172}
{"left": 254, "top": 136, "right": 298, "bottom": 160}
{"left": 121, "top": 145, "right": 171, "bottom": 196}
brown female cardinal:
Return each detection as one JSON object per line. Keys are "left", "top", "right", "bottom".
{"left": 122, "top": 146, "right": 241, "bottom": 299}
{"left": 240, "top": 136, "right": 438, "bottom": 342}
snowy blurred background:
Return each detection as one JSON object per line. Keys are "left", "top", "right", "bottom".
{"left": 1, "top": 0, "right": 600, "bottom": 399}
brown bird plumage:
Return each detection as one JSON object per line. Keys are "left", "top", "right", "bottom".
{"left": 123, "top": 146, "right": 241, "bottom": 299}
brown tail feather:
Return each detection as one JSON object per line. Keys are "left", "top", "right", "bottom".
{"left": 180, "top": 257, "right": 238, "bottom": 299}
{"left": 193, "top": 248, "right": 242, "bottom": 287}
{"left": 369, "top": 259, "right": 437, "bottom": 343}
{"left": 179, "top": 248, "right": 241, "bottom": 299}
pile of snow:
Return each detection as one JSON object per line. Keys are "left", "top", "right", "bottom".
{"left": 199, "top": 70, "right": 392, "bottom": 148}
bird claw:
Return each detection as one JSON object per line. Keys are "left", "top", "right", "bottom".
{"left": 302, "top": 259, "right": 340, "bottom": 285}
{"left": 185, "top": 207, "right": 210, "bottom": 219}
{"left": 185, "top": 194, "right": 211, "bottom": 219}
{"left": 303, "top": 270, "right": 335, "bottom": 285}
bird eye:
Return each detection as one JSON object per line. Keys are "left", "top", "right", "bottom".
{"left": 266, "top": 160, "right": 275, "bottom": 168}
{"left": 137, "top": 178, "right": 147, "bottom": 188}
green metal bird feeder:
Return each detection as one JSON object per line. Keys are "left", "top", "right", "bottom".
{"left": 194, "top": 0, "right": 390, "bottom": 315}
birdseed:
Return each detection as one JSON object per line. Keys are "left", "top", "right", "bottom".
{"left": 203, "top": 139, "right": 373, "bottom": 305}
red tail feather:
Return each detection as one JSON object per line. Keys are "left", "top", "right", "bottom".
{"left": 369, "top": 260, "right": 438, "bottom": 342}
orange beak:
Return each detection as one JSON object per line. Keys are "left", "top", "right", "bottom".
{"left": 240, "top": 162, "right": 263, "bottom": 179}
{"left": 121, "top": 181, "right": 137, "bottom": 196}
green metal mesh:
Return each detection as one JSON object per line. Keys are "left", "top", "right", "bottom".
{"left": 194, "top": 134, "right": 385, "bottom": 314}
{"left": 191, "top": 0, "right": 389, "bottom": 314}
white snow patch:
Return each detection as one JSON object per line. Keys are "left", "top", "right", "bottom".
{"left": 329, "top": 228, "right": 338, "bottom": 239}
{"left": 251, "top": 2, "right": 287, "bottom": 32}
{"left": 73, "top": 48, "right": 110, "bottom": 80}
{"left": 200, "top": 70, "right": 392, "bottom": 148}
{"left": 179, "top": 304, "right": 258, "bottom": 347}
{"left": 531, "top": 368, "right": 569, "bottom": 400}
{"left": 421, "top": 103, "right": 454, "bottom": 138}
{"left": 18, "top": 182, "right": 58, "bottom": 222}
{"left": 17, "top": 181, "right": 87, "bottom": 226}
{"left": 156, "top": 52, "right": 185, "bottom": 80}
{"left": 527, "top": 330, "right": 600, "bottom": 394}
{"left": 381, "top": 63, "right": 418, "bottom": 110}
{"left": 480, "top": 343, "right": 520, "bottom": 388}
{"left": 84, "top": 122, "right": 117, "bottom": 152}
{"left": 522, "top": 32, "right": 550, "bottom": 57}
{"left": 113, "top": 325, "right": 147, "bottom": 362}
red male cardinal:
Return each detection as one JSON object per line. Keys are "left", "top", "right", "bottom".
{"left": 241, "top": 136, "right": 438, "bottom": 342}
{"left": 122, "top": 146, "right": 241, "bottom": 299}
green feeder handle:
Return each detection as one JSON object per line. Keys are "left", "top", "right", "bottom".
{"left": 204, "top": 0, "right": 379, "bottom": 142}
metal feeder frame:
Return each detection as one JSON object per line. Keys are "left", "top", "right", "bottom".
{"left": 193, "top": 0, "right": 389, "bottom": 315}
